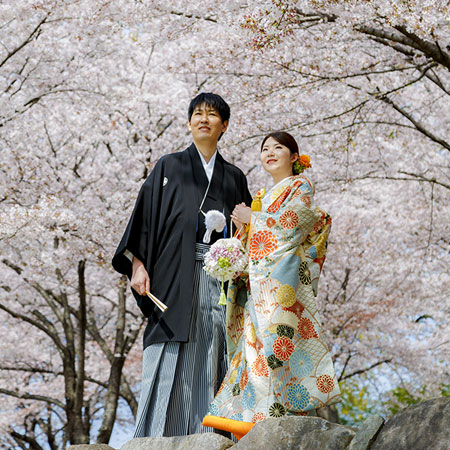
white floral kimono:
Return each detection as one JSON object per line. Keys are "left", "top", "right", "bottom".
{"left": 207, "top": 175, "right": 341, "bottom": 423}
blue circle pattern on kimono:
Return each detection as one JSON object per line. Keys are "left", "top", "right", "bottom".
{"left": 290, "top": 348, "right": 314, "bottom": 378}
{"left": 208, "top": 403, "right": 219, "bottom": 416}
{"left": 242, "top": 383, "right": 256, "bottom": 409}
{"left": 231, "top": 412, "right": 243, "bottom": 421}
{"left": 270, "top": 254, "right": 301, "bottom": 290}
{"left": 288, "top": 384, "right": 310, "bottom": 410}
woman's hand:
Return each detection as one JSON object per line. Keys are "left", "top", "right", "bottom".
{"left": 131, "top": 256, "right": 150, "bottom": 295}
{"left": 231, "top": 203, "right": 252, "bottom": 229}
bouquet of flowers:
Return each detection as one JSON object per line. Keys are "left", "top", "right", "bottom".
{"left": 203, "top": 237, "right": 247, "bottom": 305}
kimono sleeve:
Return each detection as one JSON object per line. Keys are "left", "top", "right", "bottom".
{"left": 112, "top": 161, "right": 164, "bottom": 279}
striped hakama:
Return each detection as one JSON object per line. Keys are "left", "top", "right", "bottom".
{"left": 134, "top": 243, "right": 228, "bottom": 437}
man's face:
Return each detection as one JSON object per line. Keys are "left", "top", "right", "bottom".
{"left": 188, "top": 103, "right": 228, "bottom": 145}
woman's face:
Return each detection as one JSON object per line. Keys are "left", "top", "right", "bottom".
{"left": 260, "top": 137, "right": 297, "bottom": 180}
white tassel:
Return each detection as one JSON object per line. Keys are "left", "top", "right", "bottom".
{"left": 203, "top": 210, "right": 226, "bottom": 243}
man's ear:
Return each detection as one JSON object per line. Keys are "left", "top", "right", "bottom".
{"left": 221, "top": 120, "right": 229, "bottom": 133}
{"left": 187, "top": 121, "right": 192, "bottom": 131}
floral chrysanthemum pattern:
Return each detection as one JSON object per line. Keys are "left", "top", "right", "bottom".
{"left": 299, "top": 261, "right": 311, "bottom": 284}
{"left": 239, "top": 369, "right": 248, "bottom": 390}
{"left": 290, "top": 348, "right": 314, "bottom": 378}
{"left": 252, "top": 412, "right": 266, "bottom": 423}
{"left": 298, "top": 317, "right": 318, "bottom": 339}
{"left": 267, "top": 354, "right": 283, "bottom": 370}
{"left": 276, "top": 284, "right": 296, "bottom": 307}
{"left": 251, "top": 355, "right": 269, "bottom": 377}
{"left": 277, "top": 324, "right": 295, "bottom": 339}
{"left": 273, "top": 336, "right": 295, "bottom": 361}
{"left": 249, "top": 230, "right": 277, "bottom": 260}
{"left": 208, "top": 176, "right": 340, "bottom": 422}
{"left": 288, "top": 384, "right": 310, "bottom": 410}
{"left": 269, "top": 402, "right": 286, "bottom": 417}
{"left": 279, "top": 209, "right": 299, "bottom": 229}
{"left": 267, "top": 217, "right": 276, "bottom": 228}
{"left": 316, "top": 374, "right": 335, "bottom": 394}
{"left": 242, "top": 383, "right": 256, "bottom": 409}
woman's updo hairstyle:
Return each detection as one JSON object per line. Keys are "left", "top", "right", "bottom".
{"left": 260, "top": 131, "right": 299, "bottom": 156}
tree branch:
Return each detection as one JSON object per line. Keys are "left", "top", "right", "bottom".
{"left": 0, "top": 15, "right": 48, "bottom": 68}
{"left": 169, "top": 10, "right": 217, "bottom": 23}
{"left": 0, "top": 388, "right": 65, "bottom": 409}
{"left": 0, "top": 301, "right": 65, "bottom": 352}
{"left": 357, "top": 24, "right": 450, "bottom": 70}
{"left": 380, "top": 95, "right": 450, "bottom": 151}
{"left": 9, "top": 431, "right": 45, "bottom": 450}
{"left": 340, "top": 359, "right": 393, "bottom": 381}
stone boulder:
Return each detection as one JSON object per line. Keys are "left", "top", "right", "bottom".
{"left": 234, "top": 417, "right": 355, "bottom": 450}
{"left": 347, "top": 415, "right": 384, "bottom": 450}
{"left": 66, "top": 396, "right": 450, "bottom": 450}
{"left": 371, "top": 396, "right": 450, "bottom": 450}
{"left": 68, "top": 445, "right": 116, "bottom": 450}
{"left": 120, "top": 433, "right": 234, "bottom": 450}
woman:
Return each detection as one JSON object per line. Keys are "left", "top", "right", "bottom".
{"left": 203, "top": 131, "right": 341, "bottom": 439}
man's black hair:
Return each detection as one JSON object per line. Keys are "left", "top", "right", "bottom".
{"left": 188, "top": 92, "right": 230, "bottom": 123}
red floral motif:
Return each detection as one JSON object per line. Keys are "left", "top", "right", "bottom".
{"left": 316, "top": 375, "right": 335, "bottom": 393}
{"left": 298, "top": 318, "right": 318, "bottom": 339}
{"left": 300, "top": 195, "right": 312, "bottom": 208}
{"left": 251, "top": 354, "right": 269, "bottom": 377}
{"left": 279, "top": 210, "right": 299, "bottom": 229}
{"left": 268, "top": 186, "right": 292, "bottom": 213}
{"left": 273, "top": 336, "right": 295, "bottom": 361}
{"left": 240, "top": 369, "right": 248, "bottom": 390}
{"left": 249, "top": 230, "right": 277, "bottom": 260}
{"left": 252, "top": 412, "right": 266, "bottom": 423}
{"left": 284, "top": 301, "right": 305, "bottom": 318}
{"left": 267, "top": 217, "right": 276, "bottom": 228}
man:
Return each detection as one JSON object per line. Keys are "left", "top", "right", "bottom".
{"left": 112, "top": 93, "right": 252, "bottom": 437}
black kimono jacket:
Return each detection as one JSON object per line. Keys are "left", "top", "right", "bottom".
{"left": 112, "top": 143, "right": 252, "bottom": 348}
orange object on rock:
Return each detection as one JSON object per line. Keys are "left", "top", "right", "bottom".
{"left": 202, "top": 415, "right": 255, "bottom": 440}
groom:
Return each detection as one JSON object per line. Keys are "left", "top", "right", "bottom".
{"left": 112, "top": 92, "right": 252, "bottom": 437}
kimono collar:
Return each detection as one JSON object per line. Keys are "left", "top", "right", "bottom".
{"left": 196, "top": 148, "right": 217, "bottom": 182}
{"left": 187, "top": 143, "right": 224, "bottom": 202}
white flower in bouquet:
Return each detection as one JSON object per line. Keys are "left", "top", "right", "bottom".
{"left": 203, "top": 237, "right": 247, "bottom": 305}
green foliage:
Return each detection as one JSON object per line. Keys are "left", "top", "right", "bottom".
{"left": 337, "top": 378, "right": 379, "bottom": 426}
{"left": 385, "top": 383, "right": 450, "bottom": 416}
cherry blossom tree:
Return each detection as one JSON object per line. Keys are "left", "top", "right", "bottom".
{"left": 1, "top": 0, "right": 449, "bottom": 447}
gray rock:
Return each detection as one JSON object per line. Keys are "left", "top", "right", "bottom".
{"left": 371, "top": 397, "right": 450, "bottom": 450}
{"left": 347, "top": 415, "right": 384, "bottom": 450}
{"left": 316, "top": 404, "right": 340, "bottom": 424}
{"left": 234, "top": 416, "right": 354, "bottom": 450}
{"left": 67, "top": 445, "right": 116, "bottom": 450}
{"left": 120, "top": 433, "right": 234, "bottom": 450}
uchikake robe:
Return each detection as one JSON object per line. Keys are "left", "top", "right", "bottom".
{"left": 207, "top": 175, "right": 341, "bottom": 422}
{"left": 112, "top": 143, "right": 252, "bottom": 348}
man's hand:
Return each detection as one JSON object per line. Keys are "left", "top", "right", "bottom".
{"left": 131, "top": 256, "right": 150, "bottom": 295}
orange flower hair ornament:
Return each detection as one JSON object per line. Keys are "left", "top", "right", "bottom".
{"left": 293, "top": 154, "right": 311, "bottom": 174}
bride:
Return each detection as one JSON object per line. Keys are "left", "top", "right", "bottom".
{"left": 203, "top": 131, "right": 341, "bottom": 439}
